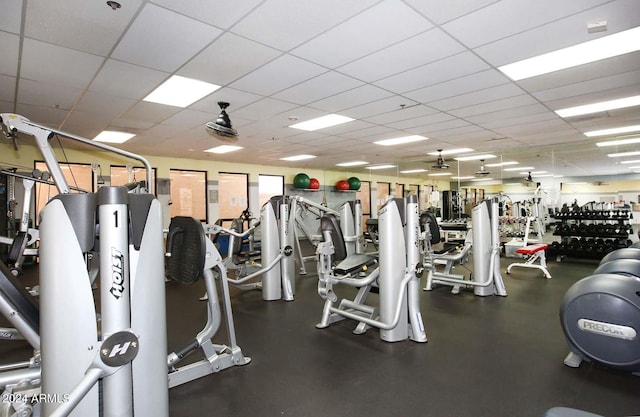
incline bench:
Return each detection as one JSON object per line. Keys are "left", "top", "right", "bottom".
{"left": 506, "top": 243, "right": 551, "bottom": 279}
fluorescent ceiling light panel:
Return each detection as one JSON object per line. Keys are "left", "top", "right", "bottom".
{"left": 486, "top": 161, "right": 518, "bottom": 167}
{"left": 336, "top": 161, "right": 369, "bottom": 167}
{"left": 556, "top": 95, "right": 640, "bottom": 118}
{"left": 289, "top": 114, "right": 354, "bottom": 131}
{"left": 400, "top": 169, "right": 428, "bottom": 174}
{"left": 205, "top": 145, "right": 243, "bottom": 154}
{"left": 608, "top": 151, "right": 640, "bottom": 158}
{"left": 144, "top": 75, "right": 221, "bottom": 108}
{"left": 93, "top": 131, "right": 135, "bottom": 143}
{"left": 626, "top": 166, "right": 640, "bottom": 169}
{"left": 532, "top": 174, "right": 554, "bottom": 178}
{"left": 366, "top": 164, "right": 396, "bottom": 170}
{"left": 584, "top": 124, "right": 640, "bottom": 137}
{"left": 454, "top": 154, "right": 497, "bottom": 161}
{"left": 428, "top": 172, "right": 452, "bottom": 176}
{"left": 471, "top": 178, "right": 493, "bottom": 182}
{"left": 452, "top": 176, "right": 475, "bottom": 180}
{"left": 504, "top": 166, "right": 534, "bottom": 171}
{"left": 427, "top": 148, "right": 473, "bottom": 156}
{"left": 531, "top": 171, "right": 548, "bottom": 175}
{"left": 620, "top": 159, "right": 640, "bottom": 164}
{"left": 596, "top": 137, "right": 640, "bottom": 147}
{"left": 280, "top": 154, "right": 316, "bottom": 161}
{"left": 498, "top": 26, "right": 640, "bottom": 81}
{"left": 374, "top": 135, "right": 427, "bottom": 146}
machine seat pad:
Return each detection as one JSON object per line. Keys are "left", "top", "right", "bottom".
{"left": 516, "top": 243, "right": 548, "bottom": 255}
{"left": 334, "top": 253, "right": 377, "bottom": 275}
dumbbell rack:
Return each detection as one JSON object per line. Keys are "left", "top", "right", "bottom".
{"left": 549, "top": 209, "right": 633, "bottom": 261}
{"left": 498, "top": 216, "right": 531, "bottom": 238}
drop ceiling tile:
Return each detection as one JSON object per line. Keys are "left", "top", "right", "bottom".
{"left": 309, "top": 85, "right": 392, "bottom": 113}
{"left": 405, "top": 69, "right": 510, "bottom": 103}
{"left": 546, "top": 84, "right": 640, "bottom": 111}
{"left": 442, "top": 0, "right": 609, "bottom": 48}
{"left": 229, "top": 54, "right": 326, "bottom": 97}
{"left": 111, "top": 4, "right": 222, "bottom": 72}
{"left": 343, "top": 97, "right": 420, "bottom": 120}
{"left": 474, "top": 105, "right": 554, "bottom": 128}
{"left": 428, "top": 83, "right": 526, "bottom": 111}
{"left": 232, "top": 0, "right": 379, "bottom": 51}
{"left": 273, "top": 71, "right": 364, "bottom": 105}
{"left": 90, "top": 60, "right": 169, "bottom": 99}
{"left": 339, "top": 125, "right": 399, "bottom": 140}
{"left": 179, "top": 33, "right": 282, "bottom": 86}
{"left": 386, "top": 112, "right": 455, "bottom": 130}
{"left": 118, "top": 101, "right": 181, "bottom": 126}
{"left": 150, "top": 0, "right": 263, "bottom": 29}
{"left": 404, "top": 0, "right": 499, "bottom": 25}
{"left": 17, "top": 79, "right": 83, "bottom": 110}
{"left": 0, "top": 32, "right": 19, "bottom": 77}
{"left": 191, "top": 87, "right": 262, "bottom": 115}
{"left": 448, "top": 94, "right": 538, "bottom": 118}
{"left": 291, "top": 0, "right": 431, "bottom": 68}
{"left": 0, "top": 75, "right": 15, "bottom": 102}
{"left": 364, "top": 105, "right": 440, "bottom": 126}
{"left": 374, "top": 52, "right": 490, "bottom": 93}
{"left": 232, "top": 98, "right": 299, "bottom": 121}
{"left": 0, "top": 0, "right": 22, "bottom": 34}
{"left": 15, "top": 104, "right": 68, "bottom": 127}
{"left": 475, "top": 0, "right": 640, "bottom": 66}
{"left": 25, "top": 0, "right": 143, "bottom": 55}
{"left": 73, "top": 91, "right": 137, "bottom": 120}
{"left": 21, "top": 38, "right": 103, "bottom": 88}
{"left": 337, "top": 28, "right": 465, "bottom": 82}
{"left": 422, "top": 118, "right": 471, "bottom": 134}
{"left": 533, "top": 70, "right": 640, "bottom": 103}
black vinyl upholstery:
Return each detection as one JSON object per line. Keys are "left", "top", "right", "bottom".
{"left": 320, "top": 214, "right": 347, "bottom": 262}
{"left": 166, "top": 216, "right": 206, "bottom": 284}
{"left": 420, "top": 211, "right": 441, "bottom": 245}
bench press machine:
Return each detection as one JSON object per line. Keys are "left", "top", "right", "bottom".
{"left": 315, "top": 195, "right": 427, "bottom": 343}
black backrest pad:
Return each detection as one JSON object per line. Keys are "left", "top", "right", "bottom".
{"left": 166, "top": 217, "right": 206, "bottom": 284}
{"left": 0, "top": 260, "right": 39, "bottom": 333}
{"left": 230, "top": 218, "right": 244, "bottom": 255}
{"left": 51, "top": 193, "right": 98, "bottom": 253}
{"left": 129, "top": 194, "right": 155, "bottom": 251}
{"left": 420, "top": 211, "right": 441, "bottom": 244}
{"left": 320, "top": 214, "right": 347, "bottom": 262}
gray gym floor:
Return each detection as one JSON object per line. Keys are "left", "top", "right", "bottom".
{"left": 3, "top": 254, "right": 640, "bottom": 416}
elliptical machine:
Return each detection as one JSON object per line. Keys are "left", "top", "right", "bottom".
{"left": 559, "top": 248, "right": 640, "bottom": 374}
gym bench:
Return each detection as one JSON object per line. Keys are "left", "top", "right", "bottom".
{"left": 506, "top": 243, "right": 551, "bottom": 278}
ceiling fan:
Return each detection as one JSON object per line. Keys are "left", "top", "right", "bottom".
{"left": 431, "top": 149, "right": 450, "bottom": 169}
{"left": 205, "top": 101, "right": 238, "bottom": 142}
{"left": 475, "top": 159, "right": 490, "bottom": 176}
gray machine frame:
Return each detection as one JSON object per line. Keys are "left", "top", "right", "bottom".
{"left": 315, "top": 195, "right": 427, "bottom": 343}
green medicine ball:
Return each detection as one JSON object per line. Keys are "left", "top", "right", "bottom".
{"left": 293, "top": 173, "right": 311, "bottom": 189}
{"left": 347, "top": 177, "right": 361, "bottom": 190}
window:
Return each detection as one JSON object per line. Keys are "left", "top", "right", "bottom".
{"left": 34, "top": 161, "right": 92, "bottom": 223}
{"left": 170, "top": 169, "right": 207, "bottom": 222}
{"left": 110, "top": 165, "right": 157, "bottom": 193}
{"left": 258, "top": 174, "right": 284, "bottom": 208}
{"left": 395, "top": 183, "right": 404, "bottom": 198}
{"left": 376, "top": 182, "right": 391, "bottom": 213}
{"left": 218, "top": 172, "right": 248, "bottom": 226}
{"left": 356, "top": 180, "right": 371, "bottom": 224}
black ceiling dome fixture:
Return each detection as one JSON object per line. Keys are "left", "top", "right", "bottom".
{"left": 476, "top": 159, "right": 490, "bottom": 176}
{"left": 205, "top": 101, "right": 238, "bottom": 142}
{"left": 432, "top": 149, "right": 450, "bottom": 169}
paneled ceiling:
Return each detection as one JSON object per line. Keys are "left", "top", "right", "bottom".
{"left": 1, "top": 0, "right": 640, "bottom": 181}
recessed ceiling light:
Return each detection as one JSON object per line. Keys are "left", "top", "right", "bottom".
{"left": 366, "top": 164, "right": 396, "bottom": 170}
{"left": 454, "top": 154, "right": 497, "bottom": 161}
{"left": 556, "top": 95, "right": 640, "bottom": 118}
{"left": 486, "top": 161, "right": 518, "bottom": 167}
{"left": 93, "top": 131, "right": 135, "bottom": 143}
{"left": 584, "top": 124, "right": 640, "bottom": 137}
{"left": 532, "top": 174, "right": 554, "bottom": 178}
{"left": 626, "top": 166, "right": 640, "bottom": 169}
{"left": 374, "top": 135, "right": 428, "bottom": 146}
{"left": 428, "top": 172, "right": 452, "bottom": 176}
{"left": 204, "top": 145, "right": 243, "bottom": 154}
{"left": 596, "top": 137, "right": 640, "bottom": 147}
{"left": 504, "top": 166, "right": 534, "bottom": 171}
{"left": 427, "top": 148, "right": 473, "bottom": 156}
{"left": 336, "top": 161, "right": 369, "bottom": 167}
{"left": 498, "top": 26, "right": 640, "bottom": 81}
{"left": 400, "top": 169, "right": 428, "bottom": 174}
{"left": 452, "top": 176, "right": 475, "bottom": 180}
{"left": 289, "top": 114, "right": 354, "bottom": 131}
{"left": 280, "top": 154, "right": 316, "bottom": 161}
{"left": 620, "top": 159, "right": 640, "bottom": 164}
{"left": 608, "top": 151, "right": 640, "bottom": 158}
{"left": 144, "top": 75, "right": 221, "bottom": 108}
{"left": 471, "top": 177, "right": 493, "bottom": 182}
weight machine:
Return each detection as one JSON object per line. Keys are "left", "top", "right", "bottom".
{"left": 425, "top": 197, "right": 506, "bottom": 296}
{"left": 0, "top": 114, "right": 250, "bottom": 416}
{"left": 315, "top": 195, "right": 427, "bottom": 343}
